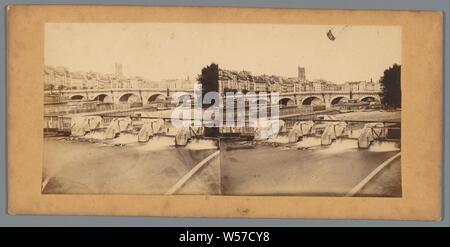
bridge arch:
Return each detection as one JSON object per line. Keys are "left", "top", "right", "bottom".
{"left": 70, "top": 94, "right": 85, "bottom": 100}
{"left": 301, "top": 96, "right": 323, "bottom": 106}
{"left": 118, "top": 93, "right": 141, "bottom": 104}
{"left": 279, "top": 97, "right": 296, "bottom": 107}
{"left": 147, "top": 93, "right": 166, "bottom": 104}
{"left": 330, "top": 96, "right": 350, "bottom": 106}
{"left": 359, "top": 95, "right": 380, "bottom": 102}
{"left": 93, "top": 93, "right": 113, "bottom": 103}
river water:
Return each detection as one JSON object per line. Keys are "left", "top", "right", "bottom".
{"left": 43, "top": 136, "right": 220, "bottom": 195}
{"left": 42, "top": 110, "right": 402, "bottom": 196}
{"left": 43, "top": 135, "right": 401, "bottom": 196}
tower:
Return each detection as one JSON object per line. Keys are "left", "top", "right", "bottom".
{"left": 297, "top": 66, "right": 306, "bottom": 80}
{"left": 115, "top": 63, "right": 123, "bottom": 77}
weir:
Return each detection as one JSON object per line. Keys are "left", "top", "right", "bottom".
{"left": 104, "top": 117, "right": 132, "bottom": 139}
{"left": 175, "top": 126, "right": 204, "bottom": 146}
{"left": 138, "top": 119, "right": 166, "bottom": 142}
{"left": 320, "top": 122, "right": 348, "bottom": 145}
{"left": 282, "top": 118, "right": 400, "bottom": 149}
{"left": 357, "top": 122, "right": 386, "bottom": 148}
{"left": 56, "top": 113, "right": 400, "bottom": 150}
{"left": 288, "top": 120, "right": 315, "bottom": 143}
{"left": 44, "top": 99, "right": 400, "bottom": 150}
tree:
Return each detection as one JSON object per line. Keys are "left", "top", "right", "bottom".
{"left": 197, "top": 63, "right": 220, "bottom": 138}
{"left": 380, "top": 64, "right": 401, "bottom": 108}
{"left": 197, "top": 63, "right": 219, "bottom": 108}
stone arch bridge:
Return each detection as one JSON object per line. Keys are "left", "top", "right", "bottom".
{"left": 47, "top": 88, "right": 381, "bottom": 108}
{"left": 278, "top": 91, "right": 381, "bottom": 108}
{"left": 48, "top": 88, "right": 194, "bottom": 105}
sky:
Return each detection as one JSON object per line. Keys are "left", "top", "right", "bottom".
{"left": 45, "top": 23, "right": 401, "bottom": 84}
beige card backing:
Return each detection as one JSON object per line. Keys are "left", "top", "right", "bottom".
{"left": 7, "top": 5, "right": 443, "bottom": 220}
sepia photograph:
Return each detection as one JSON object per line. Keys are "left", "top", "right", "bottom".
{"left": 42, "top": 23, "right": 402, "bottom": 197}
